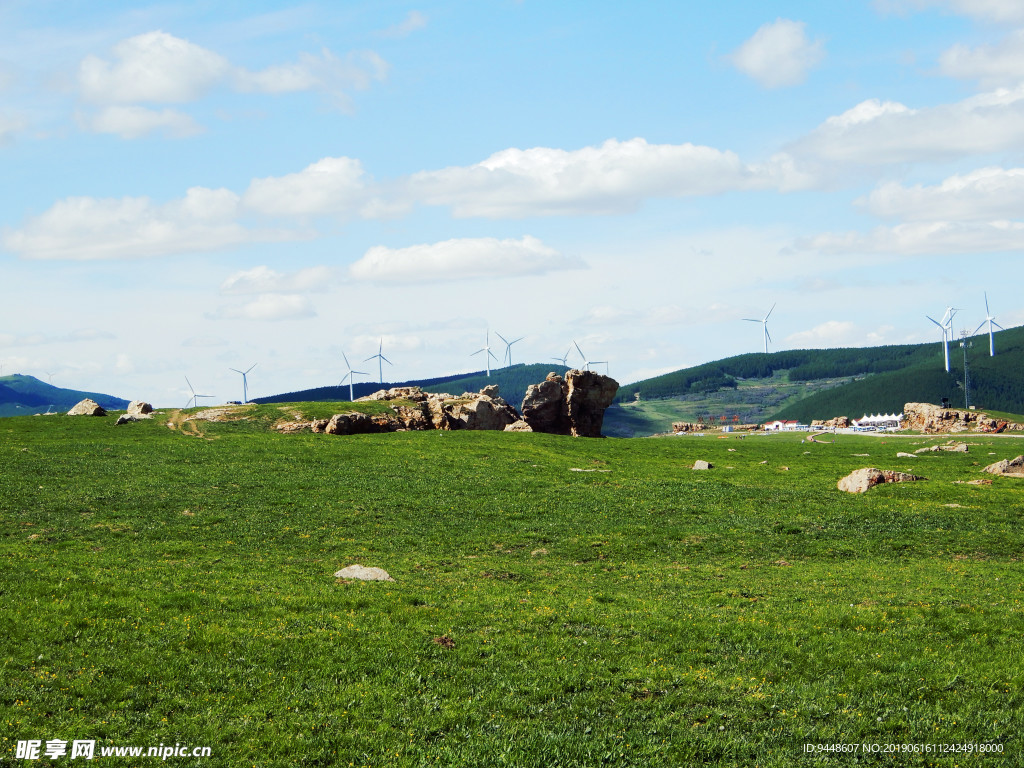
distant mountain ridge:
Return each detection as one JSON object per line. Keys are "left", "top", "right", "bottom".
{"left": 0, "top": 375, "right": 130, "bottom": 418}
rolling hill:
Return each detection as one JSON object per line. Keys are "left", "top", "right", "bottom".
{"left": 0, "top": 375, "right": 130, "bottom": 418}
{"left": 604, "top": 324, "right": 1024, "bottom": 436}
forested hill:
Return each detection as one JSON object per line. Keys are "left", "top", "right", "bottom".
{"left": 616, "top": 325, "right": 1024, "bottom": 420}
{"left": 253, "top": 363, "right": 571, "bottom": 409}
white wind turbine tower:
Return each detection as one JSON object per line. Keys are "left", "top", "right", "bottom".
{"left": 184, "top": 376, "right": 215, "bottom": 408}
{"left": 472, "top": 329, "right": 500, "bottom": 376}
{"left": 496, "top": 332, "right": 524, "bottom": 367}
{"left": 926, "top": 306, "right": 958, "bottom": 372}
{"left": 229, "top": 363, "right": 257, "bottom": 403}
{"left": 573, "top": 341, "right": 607, "bottom": 373}
{"left": 552, "top": 347, "right": 572, "bottom": 368}
{"left": 972, "top": 292, "right": 1004, "bottom": 357}
{"left": 363, "top": 339, "right": 393, "bottom": 385}
{"left": 339, "top": 353, "right": 369, "bottom": 401}
{"left": 744, "top": 303, "right": 775, "bottom": 354}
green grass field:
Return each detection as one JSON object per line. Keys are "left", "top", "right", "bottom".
{"left": 2, "top": 409, "right": 1022, "bottom": 766}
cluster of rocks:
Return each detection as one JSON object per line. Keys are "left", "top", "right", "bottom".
{"left": 65, "top": 398, "right": 153, "bottom": 423}
{"left": 902, "top": 402, "right": 1022, "bottom": 434}
{"left": 279, "top": 370, "right": 619, "bottom": 438}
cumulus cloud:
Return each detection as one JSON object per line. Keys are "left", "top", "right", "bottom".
{"left": 407, "top": 138, "right": 810, "bottom": 218}
{"left": 75, "top": 31, "right": 388, "bottom": 131}
{"left": 349, "top": 236, "right": 585, "bottom": 283}
{"left": 939, "top": 31, "right": 1024, "bottom": 86}
{"left": 243, "top": 157, "right": 371, "bottom": 217}
{"left": 217, "top": 294, "right": 317, "bottom": 321}
{"left": 219, "top": 265, "right": 334, "bottom": 295}
{"left": 78, "top": 31, "right": 230, "bottom": 103}
{"left": 3, "top": 187, "right": 298, "bottom": 260}
{"left": 789, "top": 87, "right": 1024, "bottom": 168}
{"left": 874, "top": 0, "right": 1024, "bottom": 23}
{"left": 862, "top": 167, "right": 1024, "bottom": 221}
{"left": 80, "top": 105, "right": 203, "bottom": 139}
{"left": 729, "top": 18, "right": 824, "bottom": 88}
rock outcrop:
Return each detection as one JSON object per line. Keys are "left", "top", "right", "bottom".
{"left": 811, "top": 416, "right": 851, "bottom": 429}
{"left": 67, "top": 399, "right": 106, "bottom": 416}
{"left": 521, "top": 370, "right": 619, "bottom": 437}
{"left": 901, "top": 403, "right": 1021, "bottom": 433}
{"left": 983, "top": 455, "right": 1024, "bottom": 477}
{"left": 357, "top": 385, "right": 519, "bottom": 431}
{"left": 837, "top": 468, "right": 926, "bottom": 493}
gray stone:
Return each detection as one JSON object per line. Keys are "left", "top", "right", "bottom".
{"left": 334, "top": 565, "right": 395, "bottom": 582}
{"left": 67, "top": 399, "right": 106, "bottom": 416}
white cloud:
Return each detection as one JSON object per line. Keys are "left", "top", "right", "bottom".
{"left": 407, "top": 138, "right": 810, "bottom": 219}
{"left": 862, "top": 167, "right": 1024, "bottom": 221}
{"left": 78, "top": 31, "right": 230, "bottom": 104}
{"left": 233, "top": 49, "right": 388, "bottom": 105}
{"left": 217, "top": 294, "right": 317, "bottom": 321}
{"left": 3, "top": 187, "right": 297, "bottom": 260}
{"left": 0, "top": 112, "right": 26, "bottom": 144}
{"left": 81, "top": 105, "right": 203, "bottom": 138}
{"left": 874, "top": 0, "right": 1024, "bottom": 23}
{"left": 220, "top": 265, "right": 334, "bottom": 295}
{"left": 379, "top": 11, "right": 427, "bottom": 39}
{"left": 349, "top": 236, "right": 585, "bottom": 283}
{"left": 940, "top": 30, "right": 1024, "bottom": 86}
{"left": 76, "top": 31, "right": 388, "bottom": 117}
{"left": 729, "top": 18, "right": 824, "bottom": 88}
{"left": 800, "top": 219, "right": 1024, "bottom": 255}
{"left": 789, "top": 87, "right": 1024, "bottom": 168}
{"left": 243, "top": 157, "right": 371, "bottom": 217}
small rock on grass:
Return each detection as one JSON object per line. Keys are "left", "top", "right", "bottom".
{"left": 692, "top": 460, "right": 713, "bottom": 470}
{"left": 334, "top": 564, "right": 395, "bottom": 582}
{"left": 838, "top": 468, "right": 925, "bottom": 494}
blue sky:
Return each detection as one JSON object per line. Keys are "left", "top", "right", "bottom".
{"left": 2, "top": 0, "right": 1022, "bottom": 406}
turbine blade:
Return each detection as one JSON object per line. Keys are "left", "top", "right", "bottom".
{"left": 992, "top": 321, "right": 1005, "bottom": 331}
{"left": 246, "top": 363, "right": 257, "bottom": 374}
{"left": 381, "top": 355, "right": 393, "bottom": 365}
{"left": 495, "top": 332, "right": 509, "bottom": 345}
{"left": 985, "top": 292, "right": 991, "bottom": 316}
{"left": 185, "top": 376, "right": 195, "bottom": 394}
{"left": 972, "top": 321, "right": 987, "bottom": 335}
{"left": 926, "top": 316, "right": 943, "bottom": 329}
{"left": 765, "top": 327, "right": 772, "bottom": 344}
{"left": 343, "top": 352, "right": 351, "bottom": 368}
{"left": 764, "top": 303, "right": 776, "bottom": 321}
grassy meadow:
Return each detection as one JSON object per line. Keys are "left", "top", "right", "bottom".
{"left": 1, "top": 407, "right": 1022, "bottom": 766}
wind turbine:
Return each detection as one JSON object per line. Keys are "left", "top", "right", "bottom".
{"left": 496, "top": 332, "right": 524, "bottom": 367}
{"left": 744, "top": 304, "right": 775, "bottom": 354}
{"left": 229, "top": 363, "right": 257, "bottom": 403}
{"left": 339, "top": 353, "right": 369, "bottom": 401}
{"left": 972, "top": 292, "right": 1004, "bottom": 357}
{"left": 573, "top": 341, "right": 607, "bottom": 373}
{"left": 926, "top": 307, "right": 958, "bottom": 372}
{"left": 184, "top": 376, "right": 215, "bottom": 409}
{"left": 363, "top": 339, "right": 393, "bottom": 385}
{"left": 472, "top": 329, "right": 500, "bottom": 377}
{"left": 552, "top": 347, "right": 572, "bottom": 368}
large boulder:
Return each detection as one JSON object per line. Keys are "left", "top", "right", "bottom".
{"left": 565, "top": 370, "right": 619, "bottom": 437}
{"left": 126, "top": 400, "right": 153, "bottom": 416}
{"left": 444, "top": 394, "right": 519, "bottom": 431}
{"left": 520, "top": 370, "right": 619, "bottom": 437}
{"left": 67, "top": 399, "right": 106, "bottom": 416}
{"left": 521, "top": 374, "right": 569, "bottom": 433}
{"left": 838, "top": 468, "right": 926, "bottom": 493}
